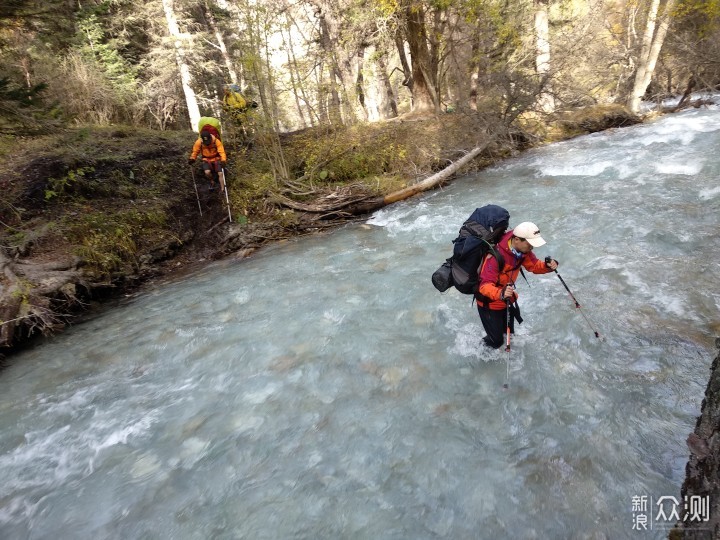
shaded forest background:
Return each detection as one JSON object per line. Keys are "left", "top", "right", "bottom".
{"left": 2, "top": 0, "right": 720, "bottom": 137}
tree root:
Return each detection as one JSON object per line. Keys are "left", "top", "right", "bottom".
{"left": 0, "top": 251, "right": 82, "bottom": 348}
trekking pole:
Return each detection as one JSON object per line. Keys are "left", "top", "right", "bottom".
{"left": 503, "top": 298, "right": 511, "bottom": 389}
{"left": 545, "top": 256, "right": 600, "bottom": 339}
{"left": 190, "top": 165, "right": 203, "bottom": 217}
{"left": 219, "top": 167, "right": 232, "bottom": 222}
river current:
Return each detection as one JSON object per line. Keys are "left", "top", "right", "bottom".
{"left": 1, "top": 105, "right": 719, "bottom": 539}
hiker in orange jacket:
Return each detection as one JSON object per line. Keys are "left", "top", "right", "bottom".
{"left": 188, "top": 129, "right": 227, "bottom": 192}
{"left": 476, "top": 221, "right": 559, "bottom": 348}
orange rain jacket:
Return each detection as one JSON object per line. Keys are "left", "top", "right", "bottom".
{"left": 477, "top": 230, "right": 552, "bottom": 310}
{"left": 190, "top": 134, "right": 227, "bottom": 163}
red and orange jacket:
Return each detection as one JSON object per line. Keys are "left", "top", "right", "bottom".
{"left": 477, "top": 230, "right": 552, "bottom": 310}
{"left": 190, "top": 135, "right": 226, "bottom": 163}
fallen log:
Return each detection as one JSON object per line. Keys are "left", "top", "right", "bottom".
{"left": 274, "top": 141, "right": 492, "bottom": 218}
{"left": 383, "top": 143, "right": 489, "bottom": 204}
{"left": 346, "top": 141, "right": 492, "bottom": 215}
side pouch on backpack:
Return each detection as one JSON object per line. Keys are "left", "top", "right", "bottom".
{"left": 450, "top": 263, "right": 475, "bottom": 294}
{"left": 431, "top": 259, "right": 454, "bottom": 292}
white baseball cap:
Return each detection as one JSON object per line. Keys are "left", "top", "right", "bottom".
{"left": 513, "top": 222, "right": 546, "bottom": 247}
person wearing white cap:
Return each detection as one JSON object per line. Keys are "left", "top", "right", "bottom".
{"left": 475, "top": 221, "right": 559, "bottom": 348}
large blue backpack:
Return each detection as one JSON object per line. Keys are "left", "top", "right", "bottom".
{"left": 431, "top": 205, "right": 509, "bottom": 295}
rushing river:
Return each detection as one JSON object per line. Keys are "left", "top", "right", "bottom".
{"left": 1, "top": 105, "right": 719, "bottom": 540}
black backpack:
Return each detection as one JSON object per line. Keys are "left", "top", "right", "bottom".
{"left": 431, "top": 205, "right": 509, "bottom": 294}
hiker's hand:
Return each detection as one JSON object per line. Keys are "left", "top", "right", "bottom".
{"left": 544, "top": 256, "right": 558, "bottom": 270}
{"left": 221, "top": 161, "right": 227, "bottom": 168}
{"left": 501, "top": 285, "right": 516, "bottom": 301}
{"left": 188, "top": 159, "right": 194, "bottom": 165}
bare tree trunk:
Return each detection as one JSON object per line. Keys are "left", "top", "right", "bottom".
{"left": 280, "top": 19, "right": 308, "bottom": 129}
{"left": 315, "top": 0, "right": 365, "bottom": 123}
{"left": 315, "top": 61, "right": 329, "bottom": 124}
{"left": 205, "top": 0, "right": 239, "bottom": 85}
{"left": 313, "top": 3, "right": 362, "bottom": 125}
{"left": 261, "top": 25, "right": 282, "bottom": 131}
{"left": 442, "top": 11, "right": 465, "bottom": 111}
{"left": 282, "top": 9, "right": 321, "bottom": 126}
{"left": 469, "top": 29, "right": 481, "bottom": 111}
{"left": 340, "top": 52, "right": 363, "bottom": 123}
{"left": 638, "top": 0, "right": 676, "bottom": 100}
{"left": 404, "top": 4, "right": 438, "bottom": 113}
{"left": 627, "top": 0, "right": 676, "bottom": 112}
{"left": 315, "top": 7, "right": 343, "bottom": 124}
{"left": 673, "top": 75, "right": 696, "bottom": 111}
{"left": 427, "top": 6, "right": 446, "bottom": 107}
{"left": 221, "top": 0, "right": 250, "bottom": 83}
{"left": 162, "top": 0, "right": 201, "bottom": 131}
{"left": 355, "top": 46, "right": 369, "bottom": 121}
{"left": 394, "top": 30, "right": 413, "bottom": 90}
{"left": 329, "top": 70, "right": 343, "bottom": 125}
{"left": 377, "top": 53, "right": 398, "bottom": 118}
{"left": 534, "top": 0, "right": 554, "bottom": 113}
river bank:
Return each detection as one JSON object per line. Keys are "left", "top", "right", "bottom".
{"left": 0, "top": 105, "right": 642, "bottom": 356}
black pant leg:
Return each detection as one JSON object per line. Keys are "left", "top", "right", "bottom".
{"left": 477, "top": 305, "right": 514, "bottom": 349}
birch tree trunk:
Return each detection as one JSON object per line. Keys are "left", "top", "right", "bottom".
{"left": 534, "top": 0, "right": 554, "bottom": 113}
{"left": 627, "top": 0, "right": 676, "bottom": 113}
{"left": 284, "top": 10, "right": 320, "bottom": 126}
{"left": 628, "top": 0, "right": 660, "bottom": 111}
{"left": 205, "top": 0, "right": 239, "bottom": 85}
{"left": 162, "top": 0, "right": 201, "bottom": 131}
{"left": 281, "top": 17, "right": 309, "bottom": 128}
{"left": 637, "top": 0, "right": 677, "bottom": 104}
